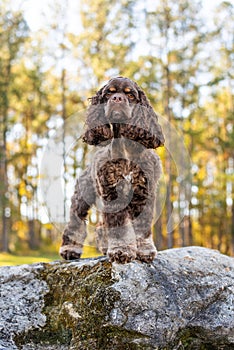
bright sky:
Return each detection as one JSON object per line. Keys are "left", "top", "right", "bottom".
{"left": 10, "top": 0, "right": 82, "bottom": 33}
{"left": 10, "top": 0, "right": 222, "bottom": 33}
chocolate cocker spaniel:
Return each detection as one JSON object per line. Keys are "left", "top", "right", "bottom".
{"left": 60, "top": 77, "right": 165, "bottom": 263}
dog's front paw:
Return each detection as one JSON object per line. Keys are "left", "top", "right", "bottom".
{"left": 59, "top": 245, "right": 81, "bottom": 261}
{"left": 108, "top": 247, "right": 136, "bottom": 264}
{"left": 136, "top": 237, "right": 157, "bottom": 263}
{"left": 136, "top": 251, "right": 156, "bottom": 263}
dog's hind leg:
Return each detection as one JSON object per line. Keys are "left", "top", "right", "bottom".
{"left": 95, "top": 219, "right": 108, "bottom": 255}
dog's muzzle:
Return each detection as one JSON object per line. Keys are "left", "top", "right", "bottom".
{"left": 105, "top": 93, "right": 132, "bottom": 122}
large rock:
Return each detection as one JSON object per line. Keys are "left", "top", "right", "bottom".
{"left": 0, "top": 247, "right": 233, "bottom": 350}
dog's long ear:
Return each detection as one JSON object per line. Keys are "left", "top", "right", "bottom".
{"left": 135, "top": 83, "right": 165, "bottom": 147}
{"left": 137, "top": 87, "right": 151, "bottom": 107}
{"left": 146, "top": 106, "right": 165, "bottom": 148}
{"left": 119, "top": 104, "right": 165, "bottom": 149}
{"left": 89, "top": 85, "right": 106, "bottom": 105}
{"left": 82, "top": 103, "right": 113, "bottom": 146}
{"left": 83, "top": 82, "right": 115, "bottom": 145}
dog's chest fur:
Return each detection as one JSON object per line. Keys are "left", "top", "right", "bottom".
{"left": 94, "top": 138, "right": 148, "bottom": 205}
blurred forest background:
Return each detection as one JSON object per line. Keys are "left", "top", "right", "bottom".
{"left": 0, "top": 0, "right": 233, "bottom": 264}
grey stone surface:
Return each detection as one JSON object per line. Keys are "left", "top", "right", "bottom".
{"left": 0, "top": 247, "right": 233, "bottom": 349}
{"left": 0, "top": 264, "right": 48, "bottom": 349}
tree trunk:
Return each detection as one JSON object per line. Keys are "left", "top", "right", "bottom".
{"left": 231, "top": 195, "right": 234, "bottom": 256}
{"left": 62, "top": 68, "right": 67, "bottom": 223}
{"left": 0, "top": 88, "right": 9, "bottom": 252}
{"left": 28, "top": 219, "right": 38, "bottom": 250}
{"left": 164, "top": 66, "right": 173, "bottom": 249}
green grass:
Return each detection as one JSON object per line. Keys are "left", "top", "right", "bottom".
{"left": 0, "top": 252, "right": 58, "bottom": 266}
{"left": 0, "top": 245, "right": 100, "bottom": 266}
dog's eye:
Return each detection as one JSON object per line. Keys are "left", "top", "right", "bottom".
{"left": 124, "top": 87, "right": 136, "bottom": 100}
{"left": 127, "top": 93, "right": 135, "bottom": 100}
{"left": 105, "top": 88, "right": 117, "bottom": 99}
{"left": 105, "top": 92, "right": 113, "bottom": 99}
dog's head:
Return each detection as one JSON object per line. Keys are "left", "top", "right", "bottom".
{"left": 83, "top": 77, "right": 165, "bottom": 148}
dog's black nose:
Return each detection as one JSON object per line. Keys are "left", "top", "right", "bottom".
{"left": 110, "top": 93, "right": 127, "bottom": 103}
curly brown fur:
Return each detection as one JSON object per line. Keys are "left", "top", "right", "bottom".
{"left": 60, "top": 76, "right": 164, "bottom": 263}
